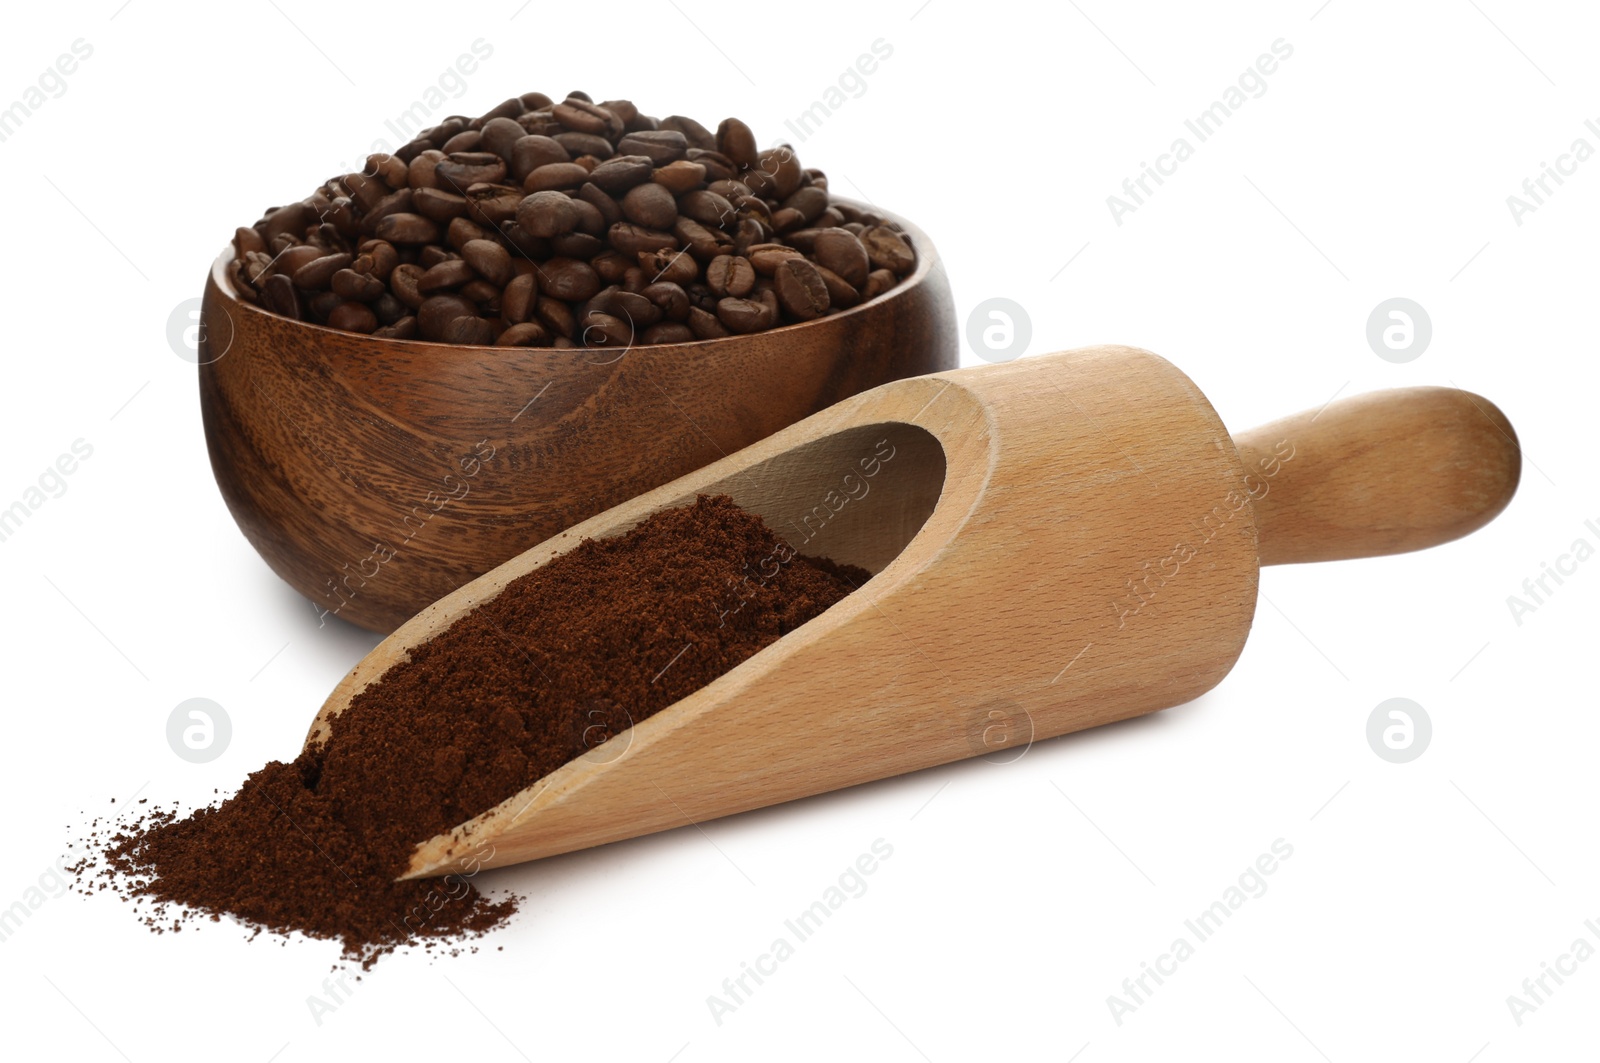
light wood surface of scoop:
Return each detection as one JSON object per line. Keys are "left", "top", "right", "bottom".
{"left": 300, "top": 346, "right": 1520, "bottom": 879}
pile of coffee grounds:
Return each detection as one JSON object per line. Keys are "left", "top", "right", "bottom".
{"left": 88, "top": 496, "right": 866, "bottom": 967}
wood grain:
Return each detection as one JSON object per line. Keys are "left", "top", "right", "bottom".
{"left": 198, "top": 205, "right": 957, "bottom": 632}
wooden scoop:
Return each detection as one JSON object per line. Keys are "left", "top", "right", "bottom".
{"left": 303, "top": 345, "right": 1520, "bottom": 879}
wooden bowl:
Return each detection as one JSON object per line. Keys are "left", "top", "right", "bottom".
{"left": 197, "top": 208, "right": 956, "bottom": 632}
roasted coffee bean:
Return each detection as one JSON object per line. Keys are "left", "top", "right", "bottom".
{"left": 441, "top": 314, "right": 497, "bottom": 345}
{"left": 540, "top": 257, "right": 601, "bottom": 301}
{"left": 716, "top": 117, "right": 758, "bottom": 168}
{"left": 652, "top": 160, "right": 707, "bottom": 194}
{"left": 552, "top": 132, "right": 614, "bottom": 159}
{"left": 616, "top": 130, "right": 688, "bottom": 164}
{"left": 642, "top": 322, "right": 694, "bottom": 345}
{"left": 292, "top": 252, "right": 353, "bottom": 290}
{"left": 642, "top": 281, "right": 690, "bottom": 320}
{"left": 233, "top": 93, "right": 912, "bottom": 339}
{"left": 262, "top": 273, "right": 300, "bottom": 319}
{"left": 638, "top": 247, "right": 697, "bottom": 285}
{"left": 577, "top": 182, "right": 624, "bottom": 227}
{"left": 553, "top": 97, "right": 622, "bottom": 137}
{"left": 419, "top": 259, "right": 476, "bottom": 293}
{"left": 678, "top": 190, "right": 736, "bottom": 228}
{"left": 510, "top": 135, "right": 570, "bottom": 181}
{"left": 332, "top": 268, "right": 385, "bottom": 301}
{"left": 417, "top": 295, "right": 479, "bottom": 340}
{"left": 501, "top": 273, "right": 538, "bottom": 323}
{"left": 479, "top": 117, "right": 527, "bottom": 161}
{"left": 673, "top": 216, "right": 731, "bottom": 260}
{"left": 687, "top": 305, "right": 729, "bottom": 339}
{"left": 862, "top": 225, "right": 915, "bottom": 274}
{"left": 374, "top": 213, "right": 441, "bottom": 245}
{"left": 706, "top": 254, "right": 756, "bottom": 298}
{"left": 813, "top": 264, "right": 860, "bottom": 309}
{"left": 746, "top": 244, "right": 803, "bottom": 276}
{"left": 621, "top": 182, "right": 677, "bottom": 229}
{"left": 581, "top": 311, "right": 634, "bottom": 347}
{"left": 861, "top": 268, "right": 896, "bottom": 300}
{"left": 535, "top": 295, "right": 576, "bottom": 338}
{"left": 517, "top": 190, "right": 578, "bottom": 238}
{"left": 661, "top": 115, "right": 717, "bottom": 151}
{"left": 497, "top": 322, "right": 551, "bottom": 346}
{"left": 607, "top": 223, "right": 677, "bottom": 257}
{"left": 465, "top": 184, "right": 525, "bottom": 227}
{"left": 435, "top": 152, "right": 507, "bottom": 190}
{"left": 328, "top": 301, "right": 379, "bottom": 333}
{"left": 586, "top": 155, "right": 654, "bottom": 194}
{"left": 461, "top": 239, "right": 513, "bottom": 285}
{"left": 413, "top": 187, "right": 469, "bottom": 223}
{"left": 812, "top": 228, "right": 870, "bottom": 287}
{"left": 390, "top": 263, "right": 426, "bottom": 309}
{"left": 774, "top": 257, "right": 830, "bottom": 320}
{"left": 550, "top": 232, "right": 605, "bottom": 259}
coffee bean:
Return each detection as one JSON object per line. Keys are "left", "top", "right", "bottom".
{"left": 441, "top": 315, "right": 497, "bottom": 345}
{"left": 510, "top": 135, "right": 571, "bottom": 182}
{"left": 774, "top": 257, "right": 830, "bottom": 320}
{"left": 328, "top": 301, "right": 379, "bottom": 333}
{"left": 706, "top": 254, "right": 756, "bottom": 298}
{"left": 592, "top": 250, "right": 632, "bottom": 283}
{"left": 554, "top": 98, "right": 622, "bottom": 137}
{"left": 552, "top": 131, "right": 614, "bottom": 159}
{"left": 540, "top": 257, "right": 601, "bottom": 301}
{"left": 673, "top": 216, "right": 732, "bottom": 260}
{"left": 500, "top": 273, "right": 539, "bottom": 323}
{"left": 746, "top": 244, "right": 803, "bottom": 276}
{"left": 812, "top": 228, "right": 870, "bottom": 287}
{"left": 688, "top": 306, "right": 729, "bottom": 339}
{"left": 262, "top": 273, "right": 301, "bottom": 319}
{"left": 309, "top": 291, "right": 344, "bottom": 320}
{"left": 292, "top": 252, "right": 353, "bottom": 290}
{"left": 642, "top": 281, "right": 690, "bottom": 320}
{"left": 586, "top": 155, "right": 654, "bottom": 194}
{"left": 581, "top": 311, "right": 634, "bottom": 347}
{"left": 716, "top": 117, "right": 758, "bottom": 168}
{"left": 608, "top": 290, "right": 661, "bottom": 327}
{"left": 756, "top": 147, "right": 803, "bottom": 200}
{"left": 233, "top": 226, "right": 266, "bottom": 258}
{"left": 652, "top": 160, "right": 707, "bottom": 194}
{"left": 861, "top": 226, "right": 915, "bottom": 274}
{"left": 418, "top": 245, "right": 453, "bottom": 269}
{"left": 525, "top": 162, "right": 591, "bottom": 192}
{"left": 464, "top": 184, "right": 524, "bottom": 227}
{"left": 678, "top": 189, "right": 736, "bottom": 228}
{"left": 460, "top": 239, "right": 513, "bottom": 286}
{"left": 332, "top": 268, "right": 385, "bottom": 301}
{"left": 372, "top": 292, "right": 406, "bottom": 324}
{"left": 861, "top": 268, "right": 896, "bottom": 300}
{"left": 413, "top": 187, "right": 470, "bottom": 223}
{"left": 447, "top": 217, "right": 492, "bottom": 251}
{"left": 441, "top": 130, "right": 482, "bottom": 154}
{"left": 374, "top": 316, "right": 418, "bottom": 340}
{"left": 616, "top": 130, "right": 688, "bottom": 164}
{"left": 781, "top": 186, "right": 829, "bottom": 226}
{"left": 418, "top": 295, "right": 479, "bottom": 340}
{"left": 638, "top": 247, "right": 698, "bottom": 285}
{"left": 660, "top": 115, "right": 717, "bottom": 150}
{"left": 460, "top": 279, "right": 501, "bottom": 310}
{"left": 642, "top": 322, "right": 694, "bottom": 345}
{"left": 607, "top": 223, "right": 677, "bottom": 257}
{"left": 374, "top": 213, "right": 441, "bottom": 245}
{"left": 497, "top": 322, "right": 552, "bottom": 346}
{"left": 715, "top": 296, "right": 772, "bottom": 334}
{"left": 535, "top": 295, "right": 576, "bottom": 338}
{"left": 479, "top": 117, "right": 527, "bottom": 161}
{"left": 435, "top": 152, "right": 508, "bottom": 190}
{"left": 419, "top": 259, "right": 476, "bottom": 293}
{"left": 812, "top": 264, "right": 860, "bottom": 309}
{"left": 407, "top": 149, "right": 446, "bottom": 190}
{"left": 621, "top": 182, "right": 677, "bottom": 229}
{"left": 550, "top": 231, "right": 605, "bottom": 259}
{"left": 577, "top": 182, "right": 623, "bottom": 227}
{"left": 517, "top": 190, "right": 578, "bottom": 238}
{"left": 569, "top": 197, "right": 606, "bottom": 236}
{"left": 390, "top": 264, "right": 427, "bottom": 309}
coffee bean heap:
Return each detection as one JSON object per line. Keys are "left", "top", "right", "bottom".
{"left": 227, "top": 91, "right": 918, "bottom": 347}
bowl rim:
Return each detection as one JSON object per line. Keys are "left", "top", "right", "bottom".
{"left": 209, "top": 198, "right": 941, "bottom": 354}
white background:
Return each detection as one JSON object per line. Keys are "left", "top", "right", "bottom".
{"left": 1, "top": 1, "right": 1595, "bottom": 1059}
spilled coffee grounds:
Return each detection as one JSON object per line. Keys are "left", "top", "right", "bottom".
{"left": 90, "top": 496, "right": 865, "bottom": 966}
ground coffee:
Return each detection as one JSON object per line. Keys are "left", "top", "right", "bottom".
{"left": 84, "top": 496, "right": 866, "bottom": 967}
{"left": 228, "top": 90, "right": 918, "bottom": 346}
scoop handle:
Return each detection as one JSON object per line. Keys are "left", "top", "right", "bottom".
{"left": 1231, "top": 387, "right": 1520, "bottom": 566}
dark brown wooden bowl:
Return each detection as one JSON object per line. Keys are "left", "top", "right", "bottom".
{"left": 198, "top": 208, "right": 956, "bottom": 632}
